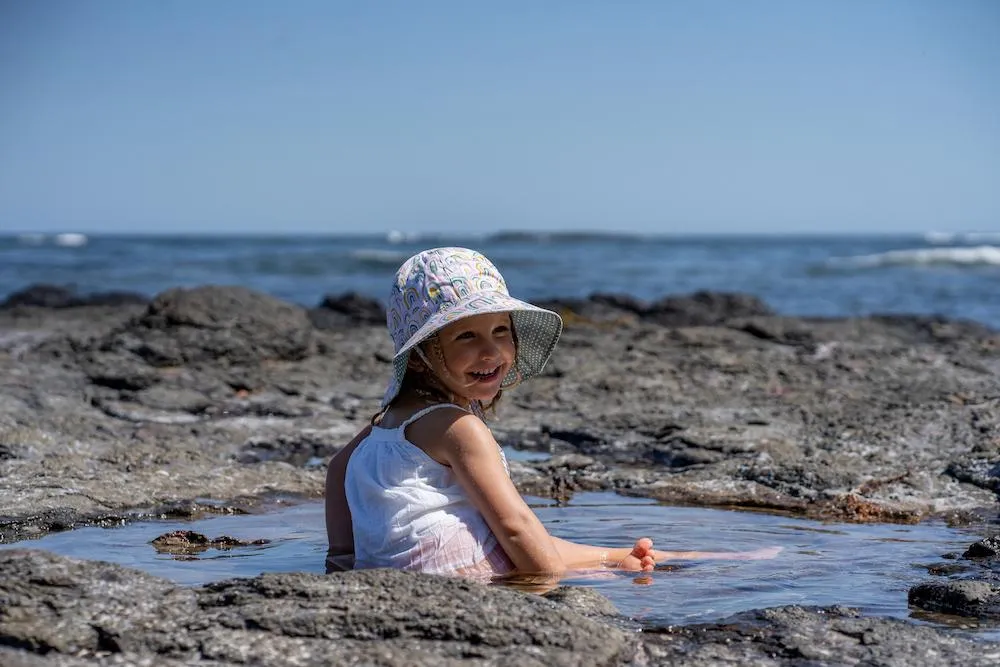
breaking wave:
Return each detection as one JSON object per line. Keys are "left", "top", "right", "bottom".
{"left": 925, "top": 231, "right": 1000, "bottom": 245}
{"left": 820, "top": 246, "right": 1000, "bottom": 271}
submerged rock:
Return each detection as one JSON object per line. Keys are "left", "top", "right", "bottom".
{"left": 150, "top": 530, "right": 270, "bottom": 556}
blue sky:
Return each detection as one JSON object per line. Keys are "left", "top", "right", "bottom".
{"left": 1, "top": 0, "right": 998, "bottom": 235}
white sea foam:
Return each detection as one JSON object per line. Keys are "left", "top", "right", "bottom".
{"left": 386, "top": 230, "right": 422, "bottom": 244}
{"left": 827, "top": 245, "right": 1000, "bottom": 270}
{"left": 925, "top": 231, "right": 1000, "bottom": 245}
{"left": 54, "top": 233, "right": 88, "bottom": 247}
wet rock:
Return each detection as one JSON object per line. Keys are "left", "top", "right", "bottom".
{"left": 964, "top": 535, "right": 1000, "bottom": 559}
{"left": 150, "top": 530, "right": 270, "bottom": 556}
{"left": 926, "top": 562, "right": 972, "bottom": 576}
{"left": 0, "top": 549, "right": 640, "bottom": 666}
{"left": 542, "top": 585, "right": 625, "bottom": 623}
{"left": 908, "top": 580, "right": 1000, "bottom": 618}
{"left": 308, "top": 292, "right": 385, "bottom": 329}
{"left": 0, "top": 284, "right": 148, "bottom": 310}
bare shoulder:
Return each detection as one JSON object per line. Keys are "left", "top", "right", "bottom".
{"left": 405, "top": 407, "right": 495, "bottom": 463}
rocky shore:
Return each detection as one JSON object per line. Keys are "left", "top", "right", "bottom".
{"left": 2, "top": 284, "right": 999, "bottom": 665}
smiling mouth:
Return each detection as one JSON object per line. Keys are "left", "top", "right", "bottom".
{"left": 469, "top": 366, "right": 502, "bottom": 382}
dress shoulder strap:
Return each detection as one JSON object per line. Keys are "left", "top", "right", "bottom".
{"left": 400, "top": 403, "right": 469, "bottom": 430}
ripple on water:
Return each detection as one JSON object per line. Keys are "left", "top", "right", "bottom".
{"left": 2, "top": 490, "right": 995, "bottom": 639}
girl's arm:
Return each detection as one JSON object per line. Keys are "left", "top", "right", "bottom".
{"left": 411, "top": 410, "right": 567, "bottom": 575}
{"left": 549, "top": 536, "right": 651, "bottom": 570}
{"left": 550, "top": 537, "right": 781, "bottom": 569}
{"left": 324, "top": 425, "right": 372, "bottom": 568}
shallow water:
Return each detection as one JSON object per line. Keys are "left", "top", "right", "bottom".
{"left": 4, "top": 487, "right": 996, "bottom": 639}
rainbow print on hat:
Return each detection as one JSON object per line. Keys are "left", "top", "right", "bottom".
{"left": 382, "top": 247, "right": 563, "bottom": 407}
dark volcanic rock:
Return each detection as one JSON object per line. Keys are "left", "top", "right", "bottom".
{"left": 103, "top": 286, "right": 315, "bottom": 367}
{"left": 641, "top": 605, "right": 1000, "bottom": 666}
{"left": 908, "top": 580, "right": 1000, "bottom": 618}
{"left": 1, "top": 284, "right": 148, "bottom": 309}
{"left": 3, "top": 286, "right": 1000, "bottom": 661}
{"left": 0, "top": 549, "right": 639, "bottom": 666}
{"left": 964, "top": 535, "right": 1000, "bottom": 559}
{"left": 309, "top": 291, "right": 385, "bottom": 329}
{"left": 534, "top": 295, "right": 642, "bottom": 325}
{"left": 150, "top": 530, "right": 270, "bottom": 555}
{"left": 645, "top": 290, "right": 774, "bottom": 327}
{"left": 537, "top": 290, "right": 775, "bottom": 329}
{"left": 947, "top": 456, "right": 1000, "bottom": 495}
{"left": 3, "top": 550, "right": 997, "bottom": 666}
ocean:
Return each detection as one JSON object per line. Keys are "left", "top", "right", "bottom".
{"left": 2, "top": 232, "right": 999, "bottom": 328}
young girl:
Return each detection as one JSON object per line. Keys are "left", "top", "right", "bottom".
{"left": 325, "top": 247, "right": 777, "bottom": 579}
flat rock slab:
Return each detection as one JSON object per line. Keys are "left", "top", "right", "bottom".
{"left": 0, "top": 549, "right": 638, "bottom": 666}
{"left": 640, "top": 605, "right": 1000, "bottom": 666}
{"left": 3, "top": 550, "right": 999, "bottom": 666}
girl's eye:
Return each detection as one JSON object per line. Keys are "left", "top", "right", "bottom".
{"left": 455, "top": 331, "right": 475, "bottom": 340}
{"left": 493, "top": 326, "right": 510, "bottom": 336}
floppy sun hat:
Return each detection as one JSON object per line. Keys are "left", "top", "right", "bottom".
{"left": 382, "top": 247, "right": 563, "bottom": 407}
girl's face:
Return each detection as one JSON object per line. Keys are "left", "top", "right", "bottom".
{"left": 425, "top": 312, "right": 516, "bottom": 405}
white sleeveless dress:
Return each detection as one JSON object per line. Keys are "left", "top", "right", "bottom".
{"left": 344, "top": 404, "right": 514, "bottom": 578}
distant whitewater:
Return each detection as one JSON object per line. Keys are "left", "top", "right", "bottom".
{"left": 820, "top": 245, "right": 1000, "bottom": 270}
{"left": 1, "top": 233, "right": 998, "bottom": 328}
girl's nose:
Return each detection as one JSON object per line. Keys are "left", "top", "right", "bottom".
{"left": 479, "top": 340, "right": 500, "bottom": 360}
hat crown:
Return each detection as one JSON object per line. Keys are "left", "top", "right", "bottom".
{"left": 387, "top": 247, "right": 509, "bottom": 354}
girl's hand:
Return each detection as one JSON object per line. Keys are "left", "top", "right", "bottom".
{"left": 615, "top": 537, "right": 656, "bottom": 571}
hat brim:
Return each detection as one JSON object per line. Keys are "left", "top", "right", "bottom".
{"left": 381, "top": 292, "right": 562, "bottom": 407}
